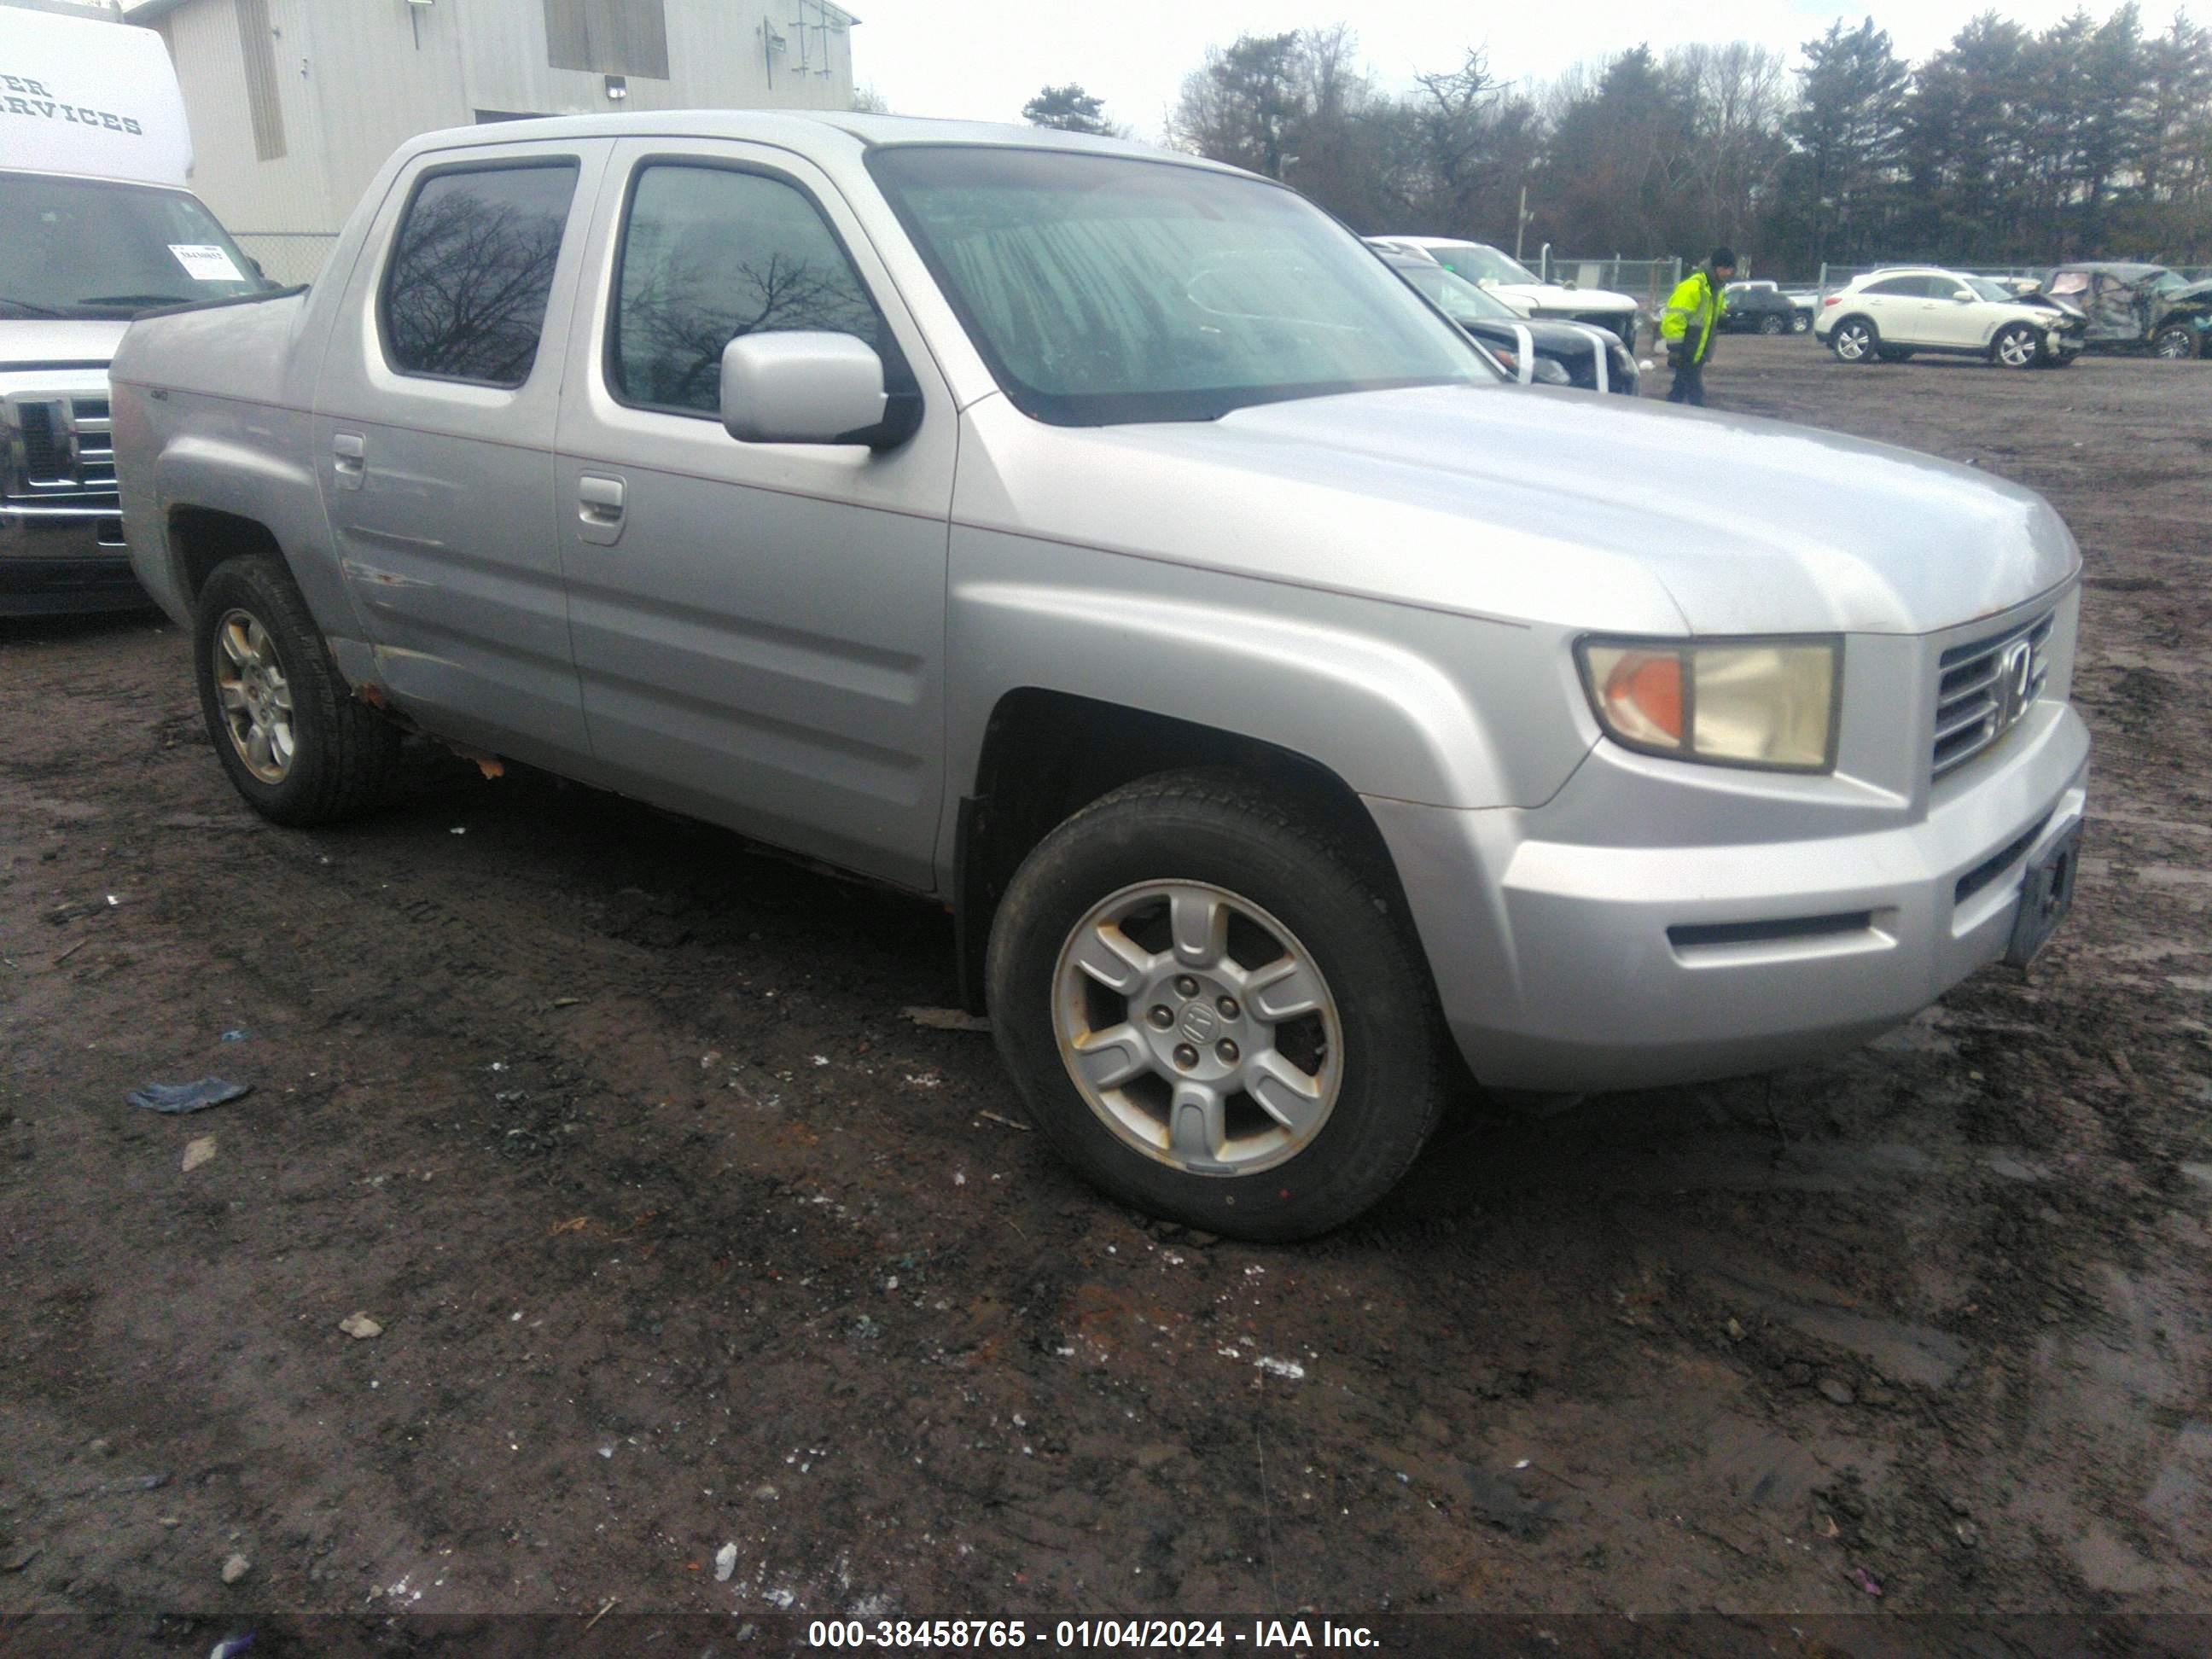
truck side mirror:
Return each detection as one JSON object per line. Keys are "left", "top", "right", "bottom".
{"left": 719, "top": 332, "right": 890, "bottom": 446}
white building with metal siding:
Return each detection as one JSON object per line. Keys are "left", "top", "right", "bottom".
{"left": 124, "top": 0, "right": 857, "bottom": 280}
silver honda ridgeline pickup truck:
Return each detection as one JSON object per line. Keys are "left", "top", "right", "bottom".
{"left": 111, "top": 115, "right": 2089, "bottom": 1239}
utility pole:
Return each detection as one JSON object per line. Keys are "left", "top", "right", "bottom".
{"left": 1513, "top": 183, "right": 1529, "bottom": 262}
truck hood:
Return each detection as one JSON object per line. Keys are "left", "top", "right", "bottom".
{"left": 0, "top": 318, "right": 127, "bottom": 372}
{"left": 1495, "top": 282, "right": 1636, "bottom": 316}
{"left": 958, "top": 382, "right": 2079, "bottom": 637}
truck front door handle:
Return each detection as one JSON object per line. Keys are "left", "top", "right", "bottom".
{"left": 332, "top": 432, "right": 365, "bottom": 490}
{"left": 578, "top": 474, "right": 626, "bottom": 546}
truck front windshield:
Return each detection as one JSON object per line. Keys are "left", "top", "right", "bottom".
{"left": 1426, "top": 242, "right": 1543, "bottom": 285}
{"left": 0, "top": 174, "right": 265, "bottom": 319}
{"left": 868, "top": 147, "right": 1493, "bottom": 425}
{"left": 1401, "top": 263, "right": 1518, "bottom": 322}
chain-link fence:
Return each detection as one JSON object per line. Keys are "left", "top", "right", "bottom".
{"left": 1536, "top": 254, "right": 1685, "bottom": 313}
{"left": 231, "top": 232, "right": 341, "bottom": 288}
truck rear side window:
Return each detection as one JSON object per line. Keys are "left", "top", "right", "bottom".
{"left": 608, "top": 163, "right": 888, "bottom": 416}
{"left": 380, "top": 160, "right": 579, "bottom": 387}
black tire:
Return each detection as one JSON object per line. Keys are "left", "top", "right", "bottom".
{"left": 1830, "top": 317, "right": 1878, "bottom": 363}
{"left": 1991, "top": 323, "right": 2042, "bottom": 370}
{"left": 986, "top": 770, "right": 1447, "bottom": 1241}
{"left": 2152, "top": 323, "right": 2198, "bottom": 360}
{"left": 1791, "top": 311, "right": 1812, "bottom": 334}
{"left": 1758, "top": 312, "right": 1787, "bottom": 335}
{"left": 194, "top": 555, "right": 400, "bottom": 825}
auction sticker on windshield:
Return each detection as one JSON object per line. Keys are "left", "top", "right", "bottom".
{"left": 169, "top": 243, "right": 242, "bottom": 282}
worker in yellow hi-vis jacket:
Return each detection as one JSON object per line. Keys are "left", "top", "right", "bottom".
{"left": 1659, "top": 247, "right": 1738, "bottom": 406}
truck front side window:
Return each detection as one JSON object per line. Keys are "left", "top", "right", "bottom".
{"left": 608, "top": 164, "right": 894, "bottom": 417}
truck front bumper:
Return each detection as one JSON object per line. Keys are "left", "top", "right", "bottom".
{"left": 1368, "top": 702, "right": 2092, "bottom": 1093}
{"left": 1, "top": 502, "right": 143, "bottom": 616}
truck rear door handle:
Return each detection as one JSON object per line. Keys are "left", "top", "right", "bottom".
{"left": 578, "top": 473, "right": 626, "bottom": 546}
{"left": 332, "top": 432, "right": 365, "bottom": 490}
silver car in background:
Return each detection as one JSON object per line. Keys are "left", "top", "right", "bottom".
{"left": 111, "top": 115, "right": 2089, "bottom": 1238}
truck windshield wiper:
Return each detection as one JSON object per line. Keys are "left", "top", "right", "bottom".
{"left": 0, "top": 294, "right": 70, "bottom": 317}
{"left": 74, "top": 293, "right": 196, "bottom": 308}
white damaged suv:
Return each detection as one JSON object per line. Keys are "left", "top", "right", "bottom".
{"left": 1817, "top": 267, "right": 2086, "bottom": 368}
{"left": 113, "top": 116, "right": 2090, "bottom": 1238}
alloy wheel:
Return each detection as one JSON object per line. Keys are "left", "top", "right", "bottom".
{"left": 1995, "top": 328, "right": 2039, "bottom": 369}
{"left": 1052, "top": 880, "right": 1342, "bottom": 1176}
{"left": 212, "top": 608, "right": 297, "bottom": 783}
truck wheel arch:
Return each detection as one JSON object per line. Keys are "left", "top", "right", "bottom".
{"left": 951, "top": 690, "right": 1417, "bottom": 1016}
{"left": 149, "top": 433, "right": 367, "bottom": 649}
{"left": 167, "top": 506, "right": 284, "bottom": 606}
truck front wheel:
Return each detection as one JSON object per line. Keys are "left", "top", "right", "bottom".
{"left": 194, "top": 556, "right": 399, "bottom": 825}
{"left": 986, "top": 770, "right": 1447, "bottom": 1241}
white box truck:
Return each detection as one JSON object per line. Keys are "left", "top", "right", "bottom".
{"left": 3, "top": 0, "right": 266, "bottom": 614}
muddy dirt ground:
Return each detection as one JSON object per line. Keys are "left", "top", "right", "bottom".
{"left": 3, "top": 337, "right": 2209, "bottom": 1650}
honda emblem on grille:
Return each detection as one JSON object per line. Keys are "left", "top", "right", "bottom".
{"left": 1996, "top": 639, "right": 2034, "bottom": 730}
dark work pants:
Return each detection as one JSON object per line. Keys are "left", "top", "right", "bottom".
{"left": 1667, "top": 355, "right": 1707, "bottom": 406}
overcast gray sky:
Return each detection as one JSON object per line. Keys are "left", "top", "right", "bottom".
{"left": 849, "top": 0, "right": 2148, "bottom": 139}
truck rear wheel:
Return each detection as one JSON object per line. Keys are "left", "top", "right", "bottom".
{"left": 986, "top": 770, "right": 1447, "bottom": 1241}
{"left": 194, "top": 556, "right": 399, "bottom": 825}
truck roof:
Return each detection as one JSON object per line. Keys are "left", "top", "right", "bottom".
{"left": 386, "top": 110, "right": 1237, "bottom": 174}
{"left": 1377, "top": 236, "right": 1506, "bottom": 254}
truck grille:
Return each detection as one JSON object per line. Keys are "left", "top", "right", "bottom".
{"left": 1931, "top": 608, "right": 2054, "bottom": 780}
{"left": 5, "top": 395, "right": 117, "bottom": 498}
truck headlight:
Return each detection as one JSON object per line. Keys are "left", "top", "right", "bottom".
{"left": 1576, "top": 637, "right": 1842, "bottom": 771}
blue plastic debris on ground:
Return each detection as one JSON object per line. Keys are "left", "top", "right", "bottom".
{"left": 127, "top": 1079, "right": 252, "bottom": 1115}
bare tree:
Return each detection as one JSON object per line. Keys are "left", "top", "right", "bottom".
{"left": 1670, "top": 43, "right": 1794, "bottom": 249}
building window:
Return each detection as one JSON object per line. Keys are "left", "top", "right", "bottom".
{"left": 608, "top": 164, "right": 889, "bottom": 416}
{"left": 380, "top": 162, "right": 579, "bottom": 387}
{"left": 544, "top": 0, "right": 669, "bottom": 79}
{"left": 234, "top": 0, "right": 286, "bottom": 161}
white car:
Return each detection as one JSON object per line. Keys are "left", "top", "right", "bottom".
{"left": 1369, "top": 236, "right": 1640, "bottom": 348}
{"left": 1814, "top": 267, "right": 2085, "bottom": 370}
